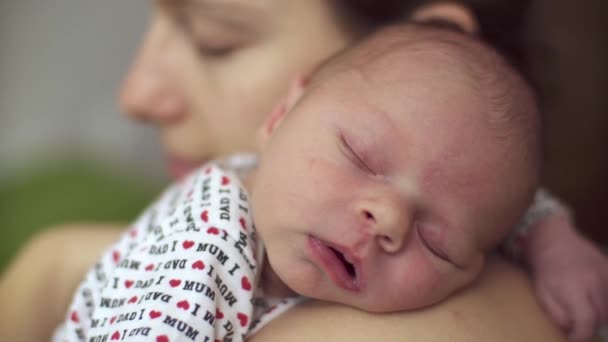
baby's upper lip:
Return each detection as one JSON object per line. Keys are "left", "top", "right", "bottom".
{"left": 324, "top": 240, "right": 361, "bottom": 270}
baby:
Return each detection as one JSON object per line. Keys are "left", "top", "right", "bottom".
{"left": 55, "top": 23, "right": 544, "bottom": 341}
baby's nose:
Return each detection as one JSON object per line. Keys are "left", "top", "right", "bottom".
{"left": 360, "top": 197, "right": 414, "bottom": 254}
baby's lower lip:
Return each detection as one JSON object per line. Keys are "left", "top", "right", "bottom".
{"left": 307, "top": 235, "right": 360, "bottom": 292}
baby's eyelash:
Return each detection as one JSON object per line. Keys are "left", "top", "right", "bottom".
{"left": 338, "top": 133, "right": 375, "bottom": 175}
{"left": 417, "top": 225, "right": 452, "bottom": 264}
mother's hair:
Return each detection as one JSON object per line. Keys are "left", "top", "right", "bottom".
{"left": 338, "top": 0, "right": 537, "bottom": 94}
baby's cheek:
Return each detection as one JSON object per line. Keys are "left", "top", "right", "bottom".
{"left": 394, "top": 253, "right": 449, "bottom": 306}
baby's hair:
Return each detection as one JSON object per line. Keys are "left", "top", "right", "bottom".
{"left": 330, "top": 0, "right": 538, "bottom": 96}
{"left": 332, "top": 22, "right": 536, "bottom": 151}
{"left": 312, "top": 23, "right": 539, "bottom": 130}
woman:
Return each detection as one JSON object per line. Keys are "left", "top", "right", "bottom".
{"left": 0, "top": 0, "right": 569, "bottom": 340}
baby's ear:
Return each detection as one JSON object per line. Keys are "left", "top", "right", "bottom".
{"left": 409, "top": 2, "right": 479, "bottom": 35}
{"left": 258, "top": 75, "right": 308, "bottom": 147}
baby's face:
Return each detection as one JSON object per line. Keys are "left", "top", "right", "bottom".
{"left": 251, "top": 53, "right": 535, "bottom": 312}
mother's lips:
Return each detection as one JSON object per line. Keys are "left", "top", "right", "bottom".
{"left": 166, "top": 154, "right": 204, "bottom": 180}
{"left": 307, "top": 235, "right": 363, "bottom": 292}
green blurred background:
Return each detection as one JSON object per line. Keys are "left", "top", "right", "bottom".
{"left": 0, "top": 159, "right": 162, "bottom": 272}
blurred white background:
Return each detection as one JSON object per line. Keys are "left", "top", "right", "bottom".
{"left": 0, "top": 0, "right": 165, "bottom": 181}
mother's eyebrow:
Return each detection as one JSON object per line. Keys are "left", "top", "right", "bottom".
{"left": 178, "top": 0, "right": 270, "bottom": 30}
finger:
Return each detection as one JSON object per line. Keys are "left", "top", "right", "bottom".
{"left": 601, "top": 276, "right": 608, "bottom": 325}
{"left": 537, "top": 287, "right": 572, "bottom": 331}
{"left": 589, "top": 284, "right": 607, "bottom": 327}
{"left": 568, "top": 292, "right": 599, "bottom": 342}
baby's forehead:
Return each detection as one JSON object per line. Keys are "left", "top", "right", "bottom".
{"left": 311, "top": 31, "right": 498, "bottom": 124}
{"left": 313, "top": 24, "right": 534, "bottom": 137}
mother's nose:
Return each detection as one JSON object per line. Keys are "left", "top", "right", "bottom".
{"left": 119, "top": 19, "right": 185, "bottom": 123}
{"left": 359, "top": 196, "right": 415, "bottom": 254}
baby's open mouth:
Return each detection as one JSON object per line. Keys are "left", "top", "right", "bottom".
{"left": 329, "top": 246, "right": 357, "bottom": 278}
{"left": 308, "top": 235, "right": 361, "bottom": 292}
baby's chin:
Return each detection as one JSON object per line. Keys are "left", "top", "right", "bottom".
{"left": 299, "top": 285, "right": 450, "bottom": 313}
{"left": 280, "top": 267, "right": 467, "bottom": 313}
{"left": 339, "top": 276, "right": 481, "bottom": 313}
{"left": 348, "top": 295, "right": 446, "bottom": 313}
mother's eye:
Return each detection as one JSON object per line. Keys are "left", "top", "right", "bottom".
{"left": 172, "top": 13, "right": 243, "bottom": 58}
{"left": 187, "top": 30, "right": 241, "bottom": 58}
{"left": 338, "top": 132, "right": 375, "bottom": 175}
{"left": 196, "top": 41, "right": 236, "bottom": 57}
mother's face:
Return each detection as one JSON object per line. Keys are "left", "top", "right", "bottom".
{"left": 120, "top": 0, "right": 355, "bottom": 179}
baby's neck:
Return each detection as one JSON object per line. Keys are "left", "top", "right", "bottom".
{"left": 260, "top": 255, "right": 298, "bottom": 298}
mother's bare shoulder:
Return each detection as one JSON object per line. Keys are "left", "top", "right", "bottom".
{"left": 249, "top": 256, "right": 566, "bottom": 342}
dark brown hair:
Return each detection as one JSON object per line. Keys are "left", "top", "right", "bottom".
{"left": 335, "top": 0, "right": 538, "bottom": 95}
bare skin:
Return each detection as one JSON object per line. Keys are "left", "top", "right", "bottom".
{"left": 250, "top": 257, "right": 567, "bottom": 342}
{"left": 0, "top": 225, "right": 122, "bottom": 342}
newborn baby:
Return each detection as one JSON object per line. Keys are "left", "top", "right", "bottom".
{"left": 55, "top": 23, "right": 541, "bottom": 341}
{"left": 252, "top": 24, "right": 540, "bottom": 312}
